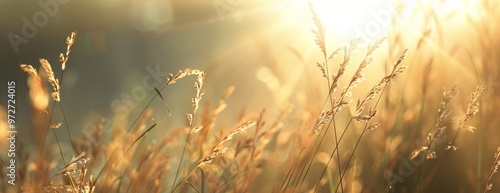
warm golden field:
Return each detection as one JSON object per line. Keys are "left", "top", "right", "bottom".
{"left": 1, "top": 0, "right": 499, "bottom": 192}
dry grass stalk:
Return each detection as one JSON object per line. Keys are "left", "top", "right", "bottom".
{"left": 192, "top": 71, "right": 206, "bottom": 115}
{"left": 346, "top": 38, "right": 385, "bottom": 119}
{"left": 50, "top": 122, "right": 63, "bottom": 129}
{"left": 354, "top": 49, "right": 408, "bottom": 123}
{"left": 169, "top": 69, "right": 208, "bottom": 192}
{"left": 330, "top": 39, "right": 359, "bottom": 96}
{"left": 333, "top": 49, "right": 409, "bottom": 191}
{"left": 461, "top": 85, "right": 486, "bottom": 124}
{"left": 43, "top": 151, "right": 93, "bottom": 193}
{"left": 165, "top": 68, "right": 206, "bottom": 126}
{"left": 408, "top": 84, "right": 485, "bottom": 178}
{"left": 20, "top": 64, "right": 39, "bottom": 77}
{"left": 349, "top": 38, "right": 386, "bottom": 89}
{"left": 39, "top": 59, "right": 60, "bottom": 102}
{"left": 310, "top": 1, "right": 325, "bottom": 59}
{"left": 198, "top": 121, "right": 256, "bottom": 167}
{"left": 166, "top": 68, "right": 205, "bottom": 85}
{"left": 52, "top": 152, "right": 88, "bottom": 178}
{"left": 172, "top": 120, "right": 259, "bottom": 192}
{"left": 194, "top": 86, "right": 235, "bottom": 150}
{"left": 127, "top": 138, "right": 172, "bottom": 193}
{"left": 410, "top": 86, "right": 458, "bottom": 160}
{"left": 20, "top": 64, "right": 49, "bottom": 110}
{"left": 18, "top": 33, "right": 80, "bottom": 192}
{"left": 484, "top": 147, "right": 500, "bottom": 192}
{"left": 71, "top": 118, "right": 104, "bottom": 172}
{"left": 313, "top": 110, "right": 332, "bottom": 134}
{"left": 60, "top": 32, "right": 77, "bottom": 71}
{"left": 190, "top": 86, "right": 234, "bottom": 164}
{"left": 437, "top": 86, "right": 459, "bottom": 127}
{"left": 186, "top": 113, "right": 193, "bottom": 126}
{"left": 447, "top": 85, "right": 486, "bottom": 150}
{"left": 330, "top": 39, "right": 360, "bottom": 114}
{"left": 382, "top": 49, "right": 408, "bottom": 84}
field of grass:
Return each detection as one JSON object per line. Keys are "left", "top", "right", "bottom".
{"left": 1, "top": 0, "right": 500, "bottom": 192}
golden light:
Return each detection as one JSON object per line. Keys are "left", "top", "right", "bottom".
{"left": 309, "top": 0, "right": 396, "bottom": 40}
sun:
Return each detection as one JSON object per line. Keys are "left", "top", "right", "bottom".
{"left": 309, "top": 0, "right": 397, "bottom": 40}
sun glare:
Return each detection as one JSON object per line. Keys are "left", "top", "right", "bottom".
{"left": 310, "top": 0, "right": 395, "bottom": 38}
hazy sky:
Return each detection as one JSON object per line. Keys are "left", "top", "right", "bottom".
{"left": 0, "top": 0, "right": 299, "bottom": 136}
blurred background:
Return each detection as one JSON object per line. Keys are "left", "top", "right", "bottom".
{"left": 0, "top": 0, "right": 499, "bottom": 192}
{"left": 0, "top": 0, "right": 313, "bottom": 131}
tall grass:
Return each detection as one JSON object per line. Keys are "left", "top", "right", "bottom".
{"left": 1, "top": 1, "right": 499, "bottom": 192}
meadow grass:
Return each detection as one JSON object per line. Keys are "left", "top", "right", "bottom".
{"left": 1, "top": 1, "right": 500, "bottom": 193}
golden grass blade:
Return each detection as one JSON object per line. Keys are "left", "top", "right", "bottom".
{"left": 154, "top": 87, "right": 171, "bottom": 116}
{"left": 309, "top": 1, "right": 326, "bottom": 58}
{"left": 19, "top": 64, "right": 39, "bottom": 77}
{"left": 198, "top": 121, "right": 256, "bottom": 167}
{"left": 92, "top": 122, "right": 157, "bottom": 187}
{"left": 484, "top": 147, "right": 500, "bottom": 192}
{"left": 61, "top": 31, "right": 77, "bottom": 71}
{"left": 40, "top": 58, "right": 61, "bottom": 102}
